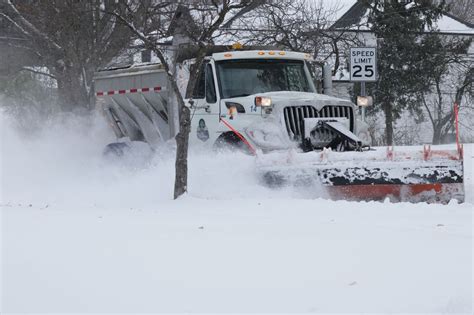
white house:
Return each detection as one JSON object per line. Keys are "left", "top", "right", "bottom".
{"left": 323, "top": 0, "right": 473, "bottom": 143}
{"left": 328, "top": 0, "right": 473, "bottom": 86}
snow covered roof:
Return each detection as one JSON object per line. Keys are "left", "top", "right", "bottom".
{"left": 330, "top": 0, "right": 474, "bottom": 35}
{"left": 434, "top": 12, "right": 474, "bottom": 35}
{"left": 321, "top": 0, "right": 359, "bottom": 25}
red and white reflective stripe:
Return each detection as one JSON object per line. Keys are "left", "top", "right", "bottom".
{"left": 96, "top": 86, "right": 162, "bottom": 97}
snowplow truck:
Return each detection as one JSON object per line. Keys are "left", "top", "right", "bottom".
{"left": 94, "top": 50, "right": 464, "bottom": 203}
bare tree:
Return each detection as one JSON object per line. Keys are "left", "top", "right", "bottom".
{"left": 110, "top": 0, "right": 261, "bottom": 199}
{"left": 0, "top": 0, "right": 139, "bottom": 111}
{"left": 225, "top": 0, "right": 362, "bottom": 77}
{"left": 447, "top": 0, "right": 474, "bottom": 24}
{"left": 419, "top": 64, "right": 473, "bottom": 144}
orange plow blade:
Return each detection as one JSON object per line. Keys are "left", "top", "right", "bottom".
{"left": 258, "top": 145, "right": 464, "bottom": 203}
{"left": 327, "top": 183, "right": 464, "bottom": 203}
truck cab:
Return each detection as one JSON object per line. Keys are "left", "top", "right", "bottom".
{"left": 94, "top": 50, "right": 370, "bottom": 153}
{"left": 185, "top": 50, "right": 368, "bottom": 151}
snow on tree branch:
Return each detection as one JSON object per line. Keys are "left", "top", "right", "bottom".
{"left": 2, "top": 0, "right": 63, "bottom": 53}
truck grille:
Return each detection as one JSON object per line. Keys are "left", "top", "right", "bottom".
{"left": 283, "top": 105, "right": 354, "bottom": 140}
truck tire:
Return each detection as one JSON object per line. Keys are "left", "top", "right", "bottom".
{"left": 213, "top": 132, "right": 252, "bottom": 154}
{"left": 103, "top": 142, "right": 130, "bottom": 157}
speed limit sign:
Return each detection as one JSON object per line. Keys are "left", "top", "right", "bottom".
{"left": 350, "top": 47, "right": 377, "bottom": 82}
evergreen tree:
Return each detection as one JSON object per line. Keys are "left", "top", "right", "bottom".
{"left": 363, "top": 0, "right": 446, "bottom": 145}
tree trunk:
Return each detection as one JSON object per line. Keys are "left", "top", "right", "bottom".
{"left": 173, "top": 52, "right": 207, "bottom": 199}
{"left": 147, "top": 45, "right": 198, "bottom": 200}
{"left": 432, "top": 124, "right": 442, "bottom": 144}
{"left": 174, "top": 103, "right": 191, "bottom": 200}
{"left": 382, "top": 101, "right": 394, "bottom": 145}
{"left": 55, "top": 67, "right": 89, "bottom": 112}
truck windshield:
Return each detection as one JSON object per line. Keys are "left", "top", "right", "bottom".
{"left": 216, "top": 59, "right": 314, "bottom": 98}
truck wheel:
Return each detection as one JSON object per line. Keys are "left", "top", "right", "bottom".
{"left": 103, "top": 142, "right": 130, "bottom": 157}
{"left": 213, "top": 132, "right": 252, "bottom": 154}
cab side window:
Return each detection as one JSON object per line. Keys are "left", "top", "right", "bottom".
{"left": 189, "top": 62, "right": 217, "bottom": 103}
{"left": 205, "top": 64, "right": 216, "bottom": 103}
{"left": 191, "top": 63, "right": 206, "bottom": 99}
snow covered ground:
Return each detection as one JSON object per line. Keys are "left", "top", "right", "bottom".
{"left": 1, "top": 112, "right": 473, "bottom": 313}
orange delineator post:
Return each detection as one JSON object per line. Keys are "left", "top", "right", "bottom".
{"left": 454, "top": 103, "right": 461, "bottom": 153}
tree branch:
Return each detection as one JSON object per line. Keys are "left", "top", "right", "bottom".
{"left": 20, "top": 67, "right": 57, "bottom": 79}
{"left": 2, "top": 0, "right": 63, "bottom": 53}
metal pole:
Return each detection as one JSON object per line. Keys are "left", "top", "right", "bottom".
{"left": 323, "top": 64, "right": 333, "bottom": 96}
{"left": 361, "top": 81, "right": 366, "bottom": 122}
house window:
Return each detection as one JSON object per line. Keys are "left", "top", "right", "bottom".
{"left": 141, "top": 49, "right": 151, "bottom": 63}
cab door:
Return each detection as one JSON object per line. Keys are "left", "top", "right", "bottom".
{"left": 188, "top": 62, "right": 220, "bottom": 146}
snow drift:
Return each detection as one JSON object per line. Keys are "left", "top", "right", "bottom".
{"left": 1, "top": 110, "right": 473, "bottom": 313}
{"left": 0, "top": 110, "right": 315, "bottom": 207}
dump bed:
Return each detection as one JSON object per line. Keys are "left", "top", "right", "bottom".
{"left": 94, "top": 64, "right": 175, "bottom": 147}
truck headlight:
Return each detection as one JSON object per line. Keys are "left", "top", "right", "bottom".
{"left": 255, "top": 96, "right": 272, "bottom": 107}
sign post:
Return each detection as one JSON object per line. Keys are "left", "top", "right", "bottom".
{"left": 350, "top": 47, "right": 377, "bottom": 122}
{"left": 361, "top": 81, "right": 366, "bottom": 121}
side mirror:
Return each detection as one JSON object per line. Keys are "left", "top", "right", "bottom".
{"left": 187, "top": 98, "right": 195, "bottom": 108}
